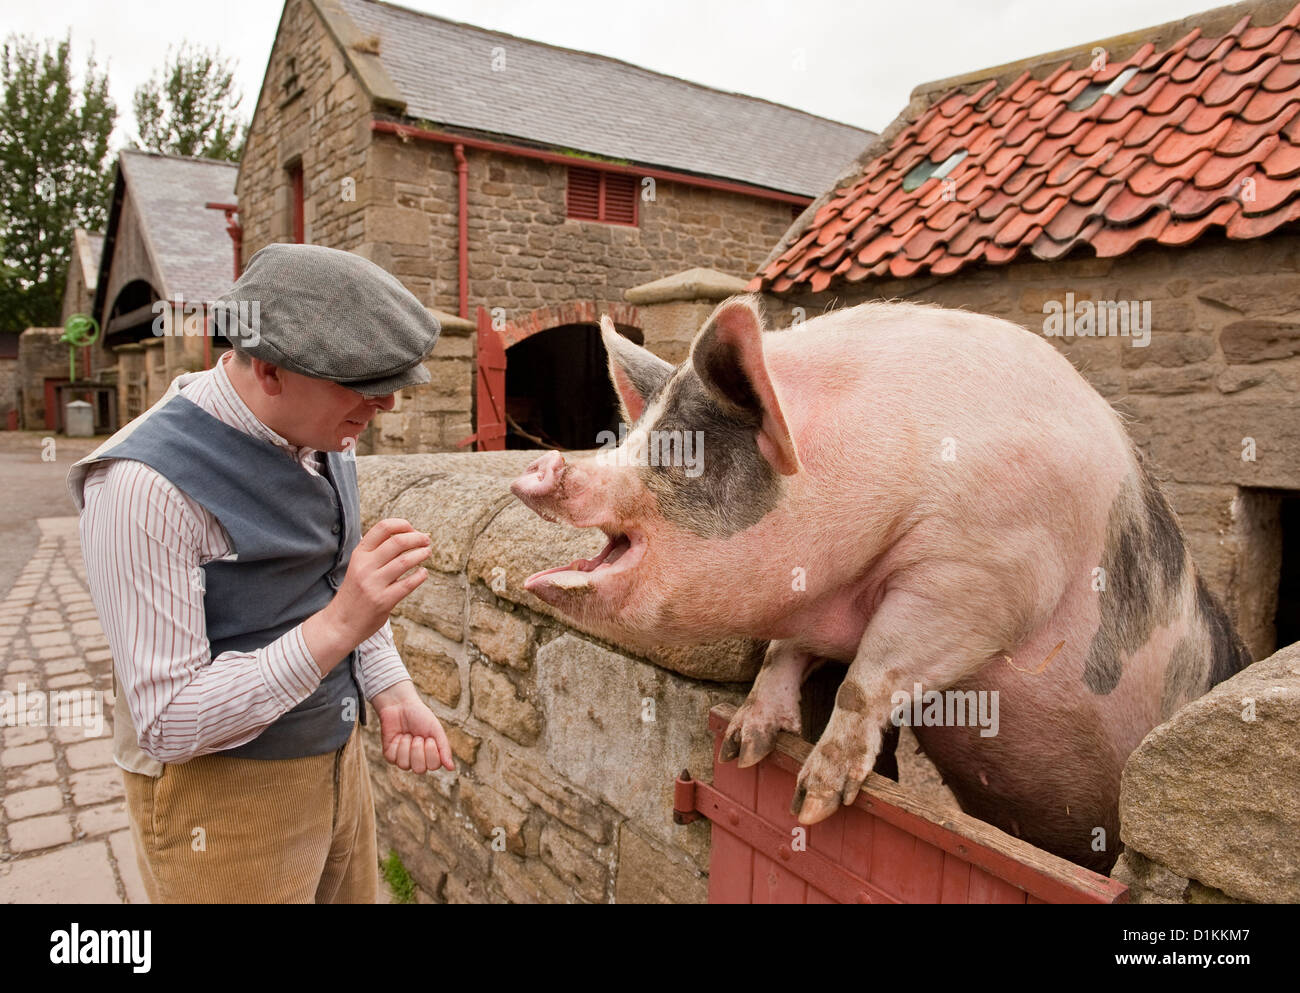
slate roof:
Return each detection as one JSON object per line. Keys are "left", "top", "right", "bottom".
{"left": 117, "top": 150, "right": 238, "bottom": 303}
{"left": 754, "top": 0, "right": 1300, "bottom": 292}
{"left": 336, "top": 0, "right": 872, "bottom": 196}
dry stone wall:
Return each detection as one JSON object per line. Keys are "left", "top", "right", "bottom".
{"left": 357, "top": 451, "right": 763, "bottom": 902}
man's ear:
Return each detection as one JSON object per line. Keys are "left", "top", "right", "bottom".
{"left": 249, "top": 357, "right": 285, "bottom": 397}
{"left": 601, "top": 316, "right": 673, "bottom": 424}
{"left": 689, "top": 295, "right": 801, "bottom": 476}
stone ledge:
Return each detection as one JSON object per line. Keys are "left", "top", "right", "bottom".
{"left": 625, "top": 268, "right": 749, "bottom": 305}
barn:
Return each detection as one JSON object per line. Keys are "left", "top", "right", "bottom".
{"left": 232, "top": 0, "right": 871, "bottom": 454}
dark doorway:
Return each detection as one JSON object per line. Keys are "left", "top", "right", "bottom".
{"left": 1276, "top": 495, "right": 1299, "bottom": 649}
{"left": 505, "top": 322, "right": 639, "bottom": 451}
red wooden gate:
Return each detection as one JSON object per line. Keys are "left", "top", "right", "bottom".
{"left": 674, "top": 704, "right": 1129, "bottom": 904}
{"left": 456, "top": 306, "right": 507, "bottom": 451}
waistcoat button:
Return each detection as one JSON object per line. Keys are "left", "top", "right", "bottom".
{"left": 331, "top": 523, "right": 340, "bottom": 534}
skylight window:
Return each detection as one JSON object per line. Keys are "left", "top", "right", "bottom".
{"left": 902, "top": 149, "right": 968, "bottom": 192}
{"left": 1068, "top": 66, "right": 1139, "bottom": 112}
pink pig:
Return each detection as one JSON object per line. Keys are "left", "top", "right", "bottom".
{"left": 510, "top": 295, "right": 1250, "bottom": 872}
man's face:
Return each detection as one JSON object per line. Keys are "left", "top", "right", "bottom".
{"left": 276, "top": 369, "right": 396, "bottom": 452}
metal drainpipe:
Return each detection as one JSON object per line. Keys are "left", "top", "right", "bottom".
{"left": 454, "top": 143, "right": 469, "bottom": 319}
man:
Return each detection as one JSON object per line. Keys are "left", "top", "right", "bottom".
{"left": 68, "top": 243, "right": 453, "bottom": 903}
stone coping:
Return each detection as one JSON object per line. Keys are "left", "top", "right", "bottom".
{"left": 357, "top": 451, "right": 764, "bottom": 682}
{"left": 624, "top": 268, "right": 749, "bottom": 305}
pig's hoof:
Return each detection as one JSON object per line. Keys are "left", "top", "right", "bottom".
{"left": 719, "top": 704, "right": 796, "bottom": 767}
{"left": 793, "top": 791, "right": 841, "bottom": 826}
{"left": 791, "top": 722, "right": 880, "bottom": 823}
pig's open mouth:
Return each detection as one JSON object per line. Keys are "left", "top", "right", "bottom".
{"left": 523, "top": 527, "right": 645, "bottom": 596}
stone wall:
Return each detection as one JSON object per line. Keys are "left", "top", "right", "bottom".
{"left": 1111, "top": 639, "right": 1300, "bottom": 903}
{"left": 16, "top": 328, "right": 68, "bottom": 430}
{"left": 236, "top": 0, "right": 373, "bottom": 258}
{"left": 357, "top": 450, "right": 764, "bottom": 902}
{"left": 0, "top": 357, "right": 16, "bottom": 421}
{"left": 761, "top": 232, "right": 1300, "bottom": 660}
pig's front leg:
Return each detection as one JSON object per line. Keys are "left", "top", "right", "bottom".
{"left": 792, "top": 586, "right": 1000, "bottom": 825}
{"left": 720, "top": 640, "right": 822, "bottom": 768}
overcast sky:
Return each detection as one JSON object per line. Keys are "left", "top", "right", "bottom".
{"left": 11, "top": 0, "right": 1207, "bottom": 147}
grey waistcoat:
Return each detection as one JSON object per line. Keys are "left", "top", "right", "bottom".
{"left": 85, "top": 392, "right": 365, "bottom": 759}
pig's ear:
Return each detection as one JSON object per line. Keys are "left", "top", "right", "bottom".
{"left": 690, "top": 296, "right": 801, "bottom": 476}
{"left": 601, "top": 315, "right": 673, "bottom": 424}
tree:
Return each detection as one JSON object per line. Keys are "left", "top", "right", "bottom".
{"left": 0, "top": 33, "right": 115, "bottom": 333}
{"left": 133, "top": 42, "right": 246, "bottom": 162}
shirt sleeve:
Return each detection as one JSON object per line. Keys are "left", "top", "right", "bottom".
{"left": 79, "top": 459, "right": 325, "bottom": 764}
{"left": 355, "top": 619, "right": 412, "bottom": 701}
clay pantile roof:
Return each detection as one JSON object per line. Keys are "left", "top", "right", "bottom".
{"left": 117, "top": 150, "right": 238, "bottom": 303}
{"left": 754, "top": 0, "right": 1300, "bottom": 293}
{"left": 334, "top": 0, "right": 872, "bottom": 195}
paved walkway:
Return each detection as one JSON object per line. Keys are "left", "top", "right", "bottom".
{"left": 0, "top": 517, "right": 147, "bottom": 902}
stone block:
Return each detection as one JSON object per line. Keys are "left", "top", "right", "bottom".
{"left": 468, "top": 601, "right": 533, "bottom": 669}
{"left": 390, "top": 617, "right": 461, "bottom": 707}
{"left": 1119, "top": 641, "right": 1300, "bottom": 902}
{"left": 469, "top": 664, "right": 541, "bottom": 745}
{"left": 615, "top": 823, "right": 708, "bottom": 904}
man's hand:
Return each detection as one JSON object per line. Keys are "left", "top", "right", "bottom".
{"left": 373, "top": 679, "right": 455, "bottom": 774}
{"left": 303, "top": 518, "right": 430, "bottom": 675}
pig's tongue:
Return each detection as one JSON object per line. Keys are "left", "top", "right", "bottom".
{"left": 524, "top": 533, "right": 630, "bottom": 592}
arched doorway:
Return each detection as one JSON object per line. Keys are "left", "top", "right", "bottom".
{"left": 504, "top": 322, "right": 643, "bottom": 451}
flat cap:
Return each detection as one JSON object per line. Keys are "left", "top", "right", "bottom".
{"left": 213, "top": 243, "right": 441, "bottom": 395}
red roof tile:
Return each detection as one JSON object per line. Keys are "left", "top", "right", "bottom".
{"left": 755, "top": 1, "right": 1300, "bottom": 292}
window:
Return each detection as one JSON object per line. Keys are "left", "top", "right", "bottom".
{"left": 566, "top": 167, "right": 637, "bottom": 225}
{"left": 288, "top": 162, "right": 304, "bottom": 243}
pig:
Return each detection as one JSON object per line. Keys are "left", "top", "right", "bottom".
{"left": 509, "top": 295, "right": 1251, "bottom": 873}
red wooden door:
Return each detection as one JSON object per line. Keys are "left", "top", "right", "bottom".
{"left": 43, "top": 378, "right": 69, "bottom": 431}
{"left": 675, "top": 705, "right": 1129, "bottom": 904}
{"left": 456, "top": 306, "right": 507, "bottom": 451}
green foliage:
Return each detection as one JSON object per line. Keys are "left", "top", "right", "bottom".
{"left": 381, "top": 849, "right": 416, "bottom": 903}
{"left": 0, "top": 33, "right": 115, "bottom": 333}
{"left": 133, "top": 41, "right": 246, "bottom": 162}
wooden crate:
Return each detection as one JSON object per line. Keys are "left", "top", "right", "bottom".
{"left": 673, "top": 704, "right": 1129, "bottom": 904}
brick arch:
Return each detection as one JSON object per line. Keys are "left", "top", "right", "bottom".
{"left": 500, "top": 300, "right": 641, "bottom": 349}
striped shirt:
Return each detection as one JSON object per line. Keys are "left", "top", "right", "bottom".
{"left": 79, "top": 351, "right": 409, "bottom": 765}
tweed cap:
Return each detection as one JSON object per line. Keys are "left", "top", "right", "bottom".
{"left": 213, "top": 243, "right": 440, "bottom": 395}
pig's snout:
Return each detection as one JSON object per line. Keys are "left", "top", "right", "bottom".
{"left": 510, "top": 450, "right": 568, "bottom": 515}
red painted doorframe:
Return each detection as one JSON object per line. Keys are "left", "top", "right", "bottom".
{"left": 455, "top": 306, "right": 506, "bottom": 451}
{"left": 675, "top": 704, "right": 1129, "bottom": 904}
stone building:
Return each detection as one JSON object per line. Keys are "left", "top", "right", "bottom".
{"left": 749, "top": 0, "right": 1300, "bottom": 663}
{"left": 15, "top": 328, "right": 69, "bottom": 430}
{"left": 89, "top": 150, "right": 238, "bottom": 426}
{"left": 235, "top": 0, "right": 872, "bottom": 454}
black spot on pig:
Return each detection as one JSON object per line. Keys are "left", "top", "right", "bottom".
{"left": 1160, "top": 636, "right": 1208, "bottom": 721}
{"left": 1084, "top": 458, "right": 1187, "bottom": 695}
{"left": 1195, "top": 574, "right": 1252, "bottom": 688}
{"left": 640, "top": 370, "right": 781, "bottom": 537}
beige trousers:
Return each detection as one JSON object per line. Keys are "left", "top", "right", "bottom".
{"left": 121, "top": 722, "right": 377, "bottom": 903}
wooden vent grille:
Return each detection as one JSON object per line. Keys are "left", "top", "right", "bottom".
{"left": 567, "top": 166, "right": 637, "bottom": 225}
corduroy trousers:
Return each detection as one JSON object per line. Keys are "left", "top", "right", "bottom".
{"left": 121, "top": 722, "right": 377, "bottom": 903}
